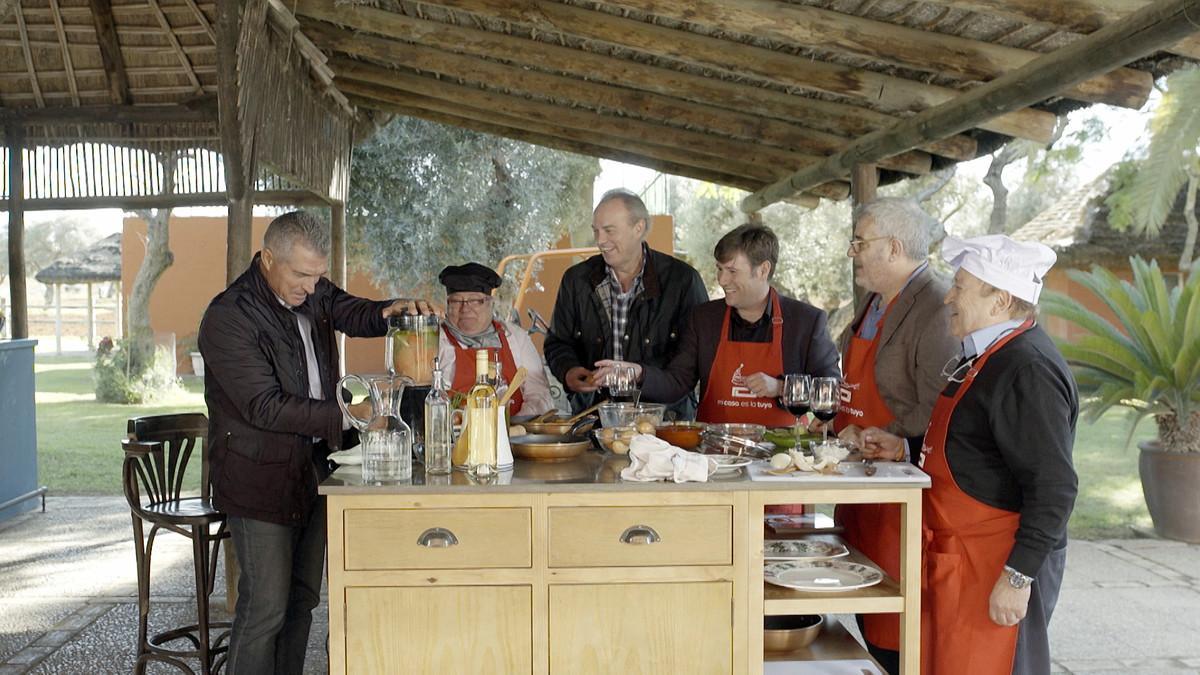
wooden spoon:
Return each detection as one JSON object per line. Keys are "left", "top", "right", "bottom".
{"left": 498, "top": 367, "right": 527, "bottom": 408}
{"left": 565, "top": 399, "right": 606, "bottom": 424}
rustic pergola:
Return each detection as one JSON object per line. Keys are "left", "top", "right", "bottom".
{"left": 3, "top": 0, "right": 1199, "bottom": 341}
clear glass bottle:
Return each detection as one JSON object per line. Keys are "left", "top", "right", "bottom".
{"left": 423, "top": 358, "right": 453, "bottom": 475}
{"left": 466, "top": 349, "right": 498, "bottom": 480}
{"left": 490, "top": 350, "right": 509, "bottom": 419}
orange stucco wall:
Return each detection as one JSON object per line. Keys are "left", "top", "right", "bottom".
{"left": 1041, "top": 261, "right": 1179, "bottom": 344}
{"left": 123, "top": 213, "right": 675, "bottom": 377}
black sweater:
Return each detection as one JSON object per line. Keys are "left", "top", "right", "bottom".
{"left": 942, "top": 326, "right": 1079, "bottom": 577}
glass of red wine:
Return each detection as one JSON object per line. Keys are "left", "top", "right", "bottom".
{"left": 810, "top": 376, "right": 840, "bottom": 446}
{"left": 779, "top": 374, "right": 812, "bottom": 434}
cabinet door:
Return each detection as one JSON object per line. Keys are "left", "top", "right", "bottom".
{"left": 549, "top": 582, "right": 732, "bottom": 674}
{"left": 345, "top": 585, "right": 532, "bottom": 674}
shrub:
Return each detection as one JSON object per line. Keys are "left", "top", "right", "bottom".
{"left": 93, "top": 338, "right": 179, "bottom": 404}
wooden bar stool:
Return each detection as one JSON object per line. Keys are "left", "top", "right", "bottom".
{"left": 124, "top": 413, "right": 230, "bottom": 674}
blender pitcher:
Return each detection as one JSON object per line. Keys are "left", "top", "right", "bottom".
{"left": 337, "top": 373, "right": 414, "bottom": 483}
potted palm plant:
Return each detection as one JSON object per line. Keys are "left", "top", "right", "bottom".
{"left": 1042, "top": 258, "right": 1200, "bottom": 541}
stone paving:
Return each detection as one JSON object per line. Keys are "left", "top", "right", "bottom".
{"left": 1, "top": 496, "right": 1198, "bottom": 674}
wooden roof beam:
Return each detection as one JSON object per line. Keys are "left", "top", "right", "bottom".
{"left": 13, "top": 4, "right": 44, "bottom": 107}
{"left": 298, "top": 11, "right": 982, "bottom": 156}
{"left": 292, "top": 0, "right": 1052, "bottom": 143}
{"left": 341, "top": 82, "right": 849, "bottom": 202}
{"left": 312, "top": 32, "right": 931, "bottom": 175}
{"left": 741, "top": 0, "right": 1200, "bottom": 212}
{"left": 916, "top": 0, "right": 1200, "bottom": 60}
{"left": 147, "top": 0, "right": 204, "bottom": 95}
{"left": 329, "top": 62, "right": 884, "bottom": 184}
{"left": 598, "top": 0, "right": 1151, "bottom": 108}
{"left": 181, "top": 0, "right": 216, "bottom": 44}
{"left": 0, "top": 103, "right": 214, "bottom": 124}
{"left": 88, "top": 0, "right": 131, "bottom": 105}
{"left": 47, "top": 0, "right": 80, "bottom": 106}
{"left": 345, "top": 92, "right": 822, "bottom": 208}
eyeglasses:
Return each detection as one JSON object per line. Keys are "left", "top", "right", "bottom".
{"left": 848, "top": 235, "right": 892, "bottom": 254}
{"left": 446, "top": 297, "right": 491, "bottom": 309}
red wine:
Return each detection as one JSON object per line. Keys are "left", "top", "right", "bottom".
{"left": 812, "top": 409, "right": 837, "bottom": 422}
{"left": 610, "top": 392, "right": 639, "bottom": 403}
{"left": 786, "top": 405, "right": 810, "bottom": 417}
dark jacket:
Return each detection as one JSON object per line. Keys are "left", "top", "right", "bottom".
{"left": 641, "top": 292, "right": 841, "bottom": 404}
{"left": 942, "top": 325, "right": 1078, "bottom": 577}
{"left": 198, "top": 254, "right": 391, "bottom": 526}
{"left": 543, "top": 248, "right": 709, "bottom": 412}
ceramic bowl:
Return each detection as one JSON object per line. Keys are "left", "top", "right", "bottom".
{"left": 763, "top": 614, "right": 823, "bottom": 652}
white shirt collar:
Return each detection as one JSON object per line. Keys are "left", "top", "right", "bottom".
{"left": 963, "top": 319, "right": 1026, "bottom": 358}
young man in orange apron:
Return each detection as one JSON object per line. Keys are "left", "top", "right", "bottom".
{"left": 437, "top": 263, "right": 554, "bottom": 417}
{"left": 830, "top": 199, "right": 958, "bottom": 674}
{"left": 862, "top": 235, "right": 1077, "bottom": 675}
{"left": 595, "top": 223, "right": 840, "bottom": 427}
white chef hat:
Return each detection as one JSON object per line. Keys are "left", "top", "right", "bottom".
{"left": 941, "top": 234, "right": 1057, "bottom": 303}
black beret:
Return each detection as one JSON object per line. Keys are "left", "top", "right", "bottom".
{"left": 438, "top": 262, "right": 502, "bottom": 294}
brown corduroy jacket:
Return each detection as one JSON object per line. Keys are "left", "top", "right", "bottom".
{"left": 838, "top": 265, "right": 959, "bottom": 441}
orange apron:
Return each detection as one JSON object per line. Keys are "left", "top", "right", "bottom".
{"left": 696, "top": 289, "right": 794, "bottom": 427}
{"left": 833, "top": 294, "right": 902, "bottom": 650}
{"left": 919, "top": 320, "right": 1033, "bottom": 675}
{"left": 444, "top": 321, "right": 526, "bottom": 416}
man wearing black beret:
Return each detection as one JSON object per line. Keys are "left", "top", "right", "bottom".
{"left": 437, "top": 262, "right": 554, "bottom": 416}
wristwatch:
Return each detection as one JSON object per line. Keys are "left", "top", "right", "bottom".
{"left": 1004, "top": 565, "right": 1033, "bottom": 589}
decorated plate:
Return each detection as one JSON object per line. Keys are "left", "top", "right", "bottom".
{"left": 764, "top": 560, "right": 884, "bottom": 592}
{"left": 763, "top": 539, "right": 849, "bottom": 561}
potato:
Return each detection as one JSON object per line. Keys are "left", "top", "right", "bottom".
{"left": 507, "top": 424, "right": 526, "bottom": 437}
{"left": 611, "top": 440, "right": 630, "bottom": 455}
{"left": 636, "top": 420, "right": 657, "bottom": 435}
{"left": 770, "top": 453, "right": 793, "bottom": 470}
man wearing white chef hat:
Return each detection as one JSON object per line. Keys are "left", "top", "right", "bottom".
{"left": 860, "top": 233, "right": 1078, "bottom": 675}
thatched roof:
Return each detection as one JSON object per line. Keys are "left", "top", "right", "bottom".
{"left": 1, "top": 0, "right": 1197, "bottom": 207}
{"left": 34, "top": 232, "right": 121, "bottom": 284}
{"left": 1012, "top": 175, "right": 1191, "bottom": 269}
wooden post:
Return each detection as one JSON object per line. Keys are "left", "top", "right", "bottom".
{"left": 6, "top": 125, "right": 27, "bottom": 340}
{"left": 54, "top": 284, "right": 62, "bottom": 355}
{"left": 226, "top": 195, "right": 253, "bottom": 284}
{"left": 330, "top": 200, "right": 347, "bottom": 288}
{"left": 86, "top": 282, "right": 95, "bottom": 350}
{"left": 851, "top": 164, "right": 878, "bottom": 312}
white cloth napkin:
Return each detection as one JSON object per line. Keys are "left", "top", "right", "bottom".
{"left": 327, "top": 448, "right": 362, "bottom": 465}
{"left": 620, "top": 434, "right": 715, "bottom": 483}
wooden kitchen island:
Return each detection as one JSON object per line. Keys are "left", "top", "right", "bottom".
{"left": 320, "top": 452, "right": 929, "bottom": 674}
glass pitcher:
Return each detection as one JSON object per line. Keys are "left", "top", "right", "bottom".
{"left": 337, "top": 372, "right": 414, "bottom": 483}
{"left": 385, "top": 313, "right": 440, "bottom": 386}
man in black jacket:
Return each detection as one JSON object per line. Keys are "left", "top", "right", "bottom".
{"left": 199, "top": 211, "right": 428, "bottom": 674}
{"left": 543, "top": 189, "right": 708, "bottom": 416}
{"left": 599, "top": 223, "right": 840, "bottom": 425}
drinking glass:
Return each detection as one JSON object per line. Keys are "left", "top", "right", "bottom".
{"left": 607, "top": 364, "right": 641, "bottom": 404}
{"left": 779, "top": 374, "right": 812, "bottom": 433}
{"left": 810, "top": 376, "right": 840, "bottom": 446}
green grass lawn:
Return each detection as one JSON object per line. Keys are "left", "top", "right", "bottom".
{"left": 35, "top": 354, "right": 206, "bottom": 496}
{"left": 32, "top": 356, "right": 1156, "bottom": 539}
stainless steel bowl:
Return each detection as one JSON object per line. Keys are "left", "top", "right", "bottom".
{"left": 763, "top": 614, "right": 823, "bottom": 652}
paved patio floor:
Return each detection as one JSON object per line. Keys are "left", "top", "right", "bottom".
{"left": 1, "top": 496, "right": 1197, "bottom": 674}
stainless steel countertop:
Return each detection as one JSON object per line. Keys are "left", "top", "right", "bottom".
{"left": 318, "top": 451, "right": 930, "bottom": 495}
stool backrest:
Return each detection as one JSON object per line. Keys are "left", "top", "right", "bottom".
{"left": 126, "top": 413, "right": 210, "bottom": 501}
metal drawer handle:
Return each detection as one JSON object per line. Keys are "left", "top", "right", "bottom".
{"left": 416, "top": 527, "right": 459, "bottom": 548}
{"left": 619, "top": 524, "right": 661, "bottom": 545}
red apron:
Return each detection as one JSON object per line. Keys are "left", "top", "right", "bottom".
{"left": 919, "top": 320, "right": 1032, "bottom": 675}
{"left": 444, "top": 321, "right": 526, "bottom": 416}
{"left": 696, "top": 289, "right": 795, "bottom": 427}
{"left": 833, "top": 294, "right": 902, "bottom": 650}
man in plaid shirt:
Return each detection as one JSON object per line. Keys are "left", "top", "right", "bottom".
{"left": 544, "top": 189, "right": 708, "bottom": 417}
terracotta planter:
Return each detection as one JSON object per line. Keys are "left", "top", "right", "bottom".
{"left": 1138, "top": 441, "right": 1200, "bottom": 543}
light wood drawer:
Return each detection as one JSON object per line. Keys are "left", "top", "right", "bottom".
{"left": 344, "top": 508, "right": 532, "bottom": 570}
{"left": 548, "top": 505, "right": 732, "bottom": 568}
